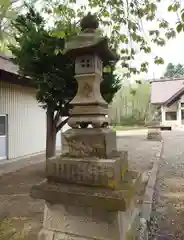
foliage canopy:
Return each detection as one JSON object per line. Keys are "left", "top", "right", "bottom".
{"left": 36, "top": 0, "right": 184, "bottom": 78}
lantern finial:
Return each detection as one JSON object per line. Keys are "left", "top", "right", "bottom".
{"left": 80, "top": 12, "right": 99, "bottom": 32}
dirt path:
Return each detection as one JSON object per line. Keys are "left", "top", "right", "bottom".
{"left": 150, "top": 131, "right": 184, "bottom": 240}
{"left": 0, "top": 133, "right": 161, "bottom": 240}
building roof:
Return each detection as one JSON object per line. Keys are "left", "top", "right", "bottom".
{"left": 0, "top": 54, "right": 33, "bottom": 88}
{"left": 0, "top": 54, "right": 19, "bottom": 75}
{"left": 150, "top": 78, "right": 184, "bottom": 105}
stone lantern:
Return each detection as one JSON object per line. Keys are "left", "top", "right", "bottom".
{"left": 64, "top": 12, "right": 118, "bottom": 129}
{"left": 147, "top": 110, "right": 162, "bottom": 141}
{"left": 31, "top": 13, "right": 147, "bottom": 240}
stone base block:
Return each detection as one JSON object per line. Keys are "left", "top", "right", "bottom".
{"left": 31, "top": 169, "right": 143, "bottom": 212}
{"left": 61, "top": 134, "right": 69, "bottom": 153}
{"left": 37, "top": 198, "right": 141, "bottom": 240}
{"left": 147, "top": 127, "right": 162, "bottom": 141}
{"left": 63, "top": 128, "right": 117, "bottom": 158}
{"left": 46, "top": 151, "right": 128, "bottom": 189}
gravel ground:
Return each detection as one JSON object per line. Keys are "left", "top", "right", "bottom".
{"left": 117, "top": 134, "right": 161, "bottom": 173}
{"left": 150, "top": 130, "right": 184, "bottom": 240}
{"left": 0, "top": 132, "right": 161, "bottom": 240}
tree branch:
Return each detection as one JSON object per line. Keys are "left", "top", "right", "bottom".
{"left": 56, "top": 117, "right": 69, "bottom": 133}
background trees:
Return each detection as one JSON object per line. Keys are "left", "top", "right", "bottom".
{"left": 0, "top": 0, "right": 22, "bottom": 53}
{"left": 164, "top": 63, "right": 184, "bottom": 78}
{"left": 109, "top": 80, "right": 151, "bottom": 126}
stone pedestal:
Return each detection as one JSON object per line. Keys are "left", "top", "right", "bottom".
{"left": 31, "top": 169, "right": 145, "bottom": 240}
{"left": 37, "top": 200, "right": 140, "bottom": 240}
{"left": 147, "top": 126, "right": 162, "bottom": 141}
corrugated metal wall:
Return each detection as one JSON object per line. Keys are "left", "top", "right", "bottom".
{"left": 0, "top": 81, "right": 47, "bottom": 159}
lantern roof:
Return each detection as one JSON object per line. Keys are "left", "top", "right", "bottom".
{"left": 64, "top": 12, "right": 119, "bottom": 66}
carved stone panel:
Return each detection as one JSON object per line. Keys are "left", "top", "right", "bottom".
{"left": 64, "top": 128, "right": 117, "bottom": 158}
{"left": 82, "top": 82, "right": 93, "bottom": 98}
{"left": 46, "top": 157, "right": 124, "bottom": 188}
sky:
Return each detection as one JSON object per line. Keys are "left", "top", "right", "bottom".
{"left": 140, "top": 1, "right": 184, "bottom": 80}
{"left": 114, "top": 1, "right": 184, "bottom": 81}
{"left": 30, "top": 0, "right": 184, "bottom": 80}
{"left": 147, "top": 31, "right": 184, "bottom": 79}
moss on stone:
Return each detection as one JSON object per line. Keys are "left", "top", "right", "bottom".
{"left": 0, "top": 217, "right": 31, "bottom": 240}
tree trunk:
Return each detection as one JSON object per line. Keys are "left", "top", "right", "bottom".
{"left": 46, "top": 109, "right": 56, "bottom": 159}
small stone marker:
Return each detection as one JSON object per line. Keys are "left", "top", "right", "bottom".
{"left": 147, "top": 111, "right": 162, "bottom": 141}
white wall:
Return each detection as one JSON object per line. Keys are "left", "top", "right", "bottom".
{"left": 0, "top": 81, "right": 47, "bottom": 159}
{"left": 180, "top": 95, "right": 184, "bottom": 102}
{"left": 56, "top": 130, "right": 62, "bottom": 149}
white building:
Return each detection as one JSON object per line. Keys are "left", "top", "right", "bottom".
{"left": 0, "top": 54, "right": 61, "bottom": 161}
{"left": 150, "top": 78, "right": 184, "bottom": 128}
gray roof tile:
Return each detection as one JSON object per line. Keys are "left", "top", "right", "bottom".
{"left": 151, "top": 78, "right": 184, "bottom": 104}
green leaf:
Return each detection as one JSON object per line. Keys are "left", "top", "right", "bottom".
{"left": 122, "top": 63, "right": 129, "bottom": 68}
{"left": 181, "top": 12, "right": 184, "bottom": 22}
{"left": 120, "top": 49, "right": 126, "bottom": 54}
{"left": 102, "top": 10, "right": 110, "bottom": 18}
{"left": 150, "top": 3, "right": 157, "bottom": 12}
{"left": 140, "top": 46, "right": 151, "bottom": 53}
{"left": 172, "top": 2, "right": 180, "bottom": 12}
{"left": 141, "top": 62, "right": 149, "bottom": 67}
{"left": 149, "top": 30, "right": 159, "bottom": 36}
{"left": 154, "top": 57, "right": 164, "bottom": 65}
{"left": 176, "top": 23, "right": 183, "bottom": 33}
{"left": 130, "top": 67, "right": 137, "bottom": 75}
{"left": 119, "top": 34, "right": 128, "bottom": 43}
{"left": 130, "top": 48, "right": 135, "bottom": 55}
{"left": 168, "top": 2, "right": 180, "bottom": 12}
{"left": 165, "top": 28, "right": 176, "bottom": 39}
{"left": 55, "top": 49, "right": 63, "bottom": 55}
{"left": 52, "top": 31, "right": 66, "bottom": 38}
{"left": 159, "top": 20, "right": 169, "bottom": 29}
{"left": 152, "top": 37, "right": 165, "bottom": 46}
{"left": 168, "top": 5, "right": 173, "bottom": 12}
{"left": 103, "top": 66, "right": 111, "bottom": 73}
